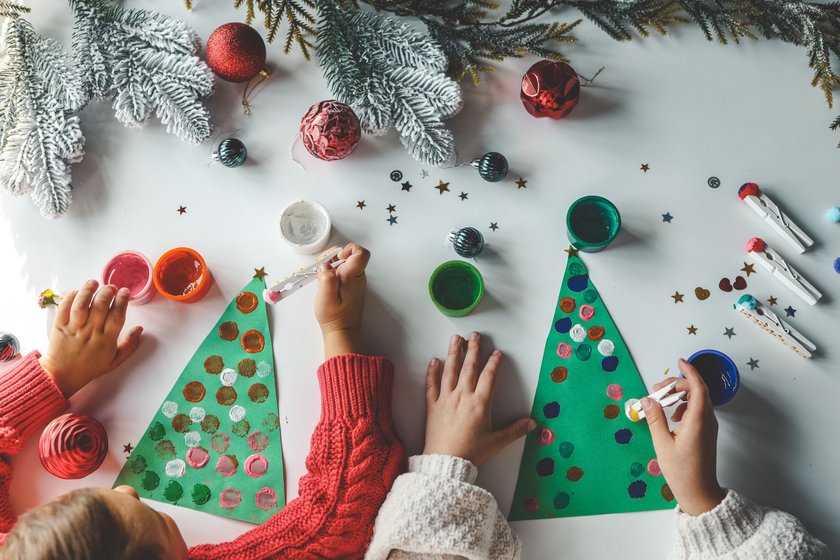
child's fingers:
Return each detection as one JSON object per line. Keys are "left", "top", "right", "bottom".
{"left": 69, "top": 280, "right": 99, "bottom": 328}
{"left": 315, "top": 262, "right": 340, "bottom": 305}
{"left": 670, "top": 402, "right": 688, "bottom": 423}
{"left": 54, "top": 290, "right": 78, "bottom": 327}
{"left": 337, "top": 244, "right": 370, "bottom": 277}
{"left": 457, "top": 332, "right": 482, "bottom": 391}
{"left": 475, "top": 349, "right": 503, "bottom": 401}
{"left": 88, "top": 285, "right": 117, "bottom": 332}
{"left": 492, "top": 417, "right": 537, "bottom": 452}
{"left": 104, "top": 288, "right": 131, "bottom": 336}
{"left": 641, "top": 398, "right": 673, "bottom": 450}
{"left": 111, "top": 326, "right": 143, "bottom": 369}
{"left": 441, "top": 334, "right": 464, "bottom": 392}
{"left": 677, "top": 358, "right": 713, "bottom": 424}
{"left": 425, "top": 357, "right": 442, "bottom": 404}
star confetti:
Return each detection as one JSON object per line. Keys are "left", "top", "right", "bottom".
{"left": 177, "top": 206, "right": 187, "bottom": 215}
{"left": 723, "top": 327, "right": 736, "bottom": 339}
{"left": 420, "top": 169, "right": 429, "bottom": 178}
{"left": 489, "top": 222, "right": 499, "bottom": 231}
{"left": 641, "top": 163, "right": 650, "bottom": 172}
{"left": 662, "top": 212, "right": 673, "bottom": 223}
{"left": 386, "top": 204, "right": 396, "bottom": 213}
{"left": 747, "top": 358, "right": 760, "bottom": 370}
{"left": 515, "top": 177, "right": 528, "bottom": 189}
{"left": 663, "top": 368, "right": 670, "bottom": 376}
{"left": 687, "top": 325, "right": 698, "bottom": 335}
{"left": 564, "top": 246, "right": 579, "bottom": 257}
{"left": 387, "top": 215, "right": 398, "bottom": 226}
{"left": 785, "top": 306, "right": 796, "bottom": 317}
{"left": 671, "top": 291, "right": 684, "bottom": 303}
{"left": 459, "top": 192, "right": 468, "bottom": 201}
{"left": 435, "top": 180, "right": 450, "bottom": 194}
{"left": 123, "top": 443, "right": 134, "bottom": 455}
{"left": 356, "top": 200, "right": 366, "bottom": 210}
{"left": 741, "top": 262, "right": 756, "bottom": 276}
{"left": 253, "top": 267, "right": 268, "bottom": 280}
{"left": 768, "top": 296, "right": 778, "bottom": 305}
{"left": 401, "top": 181, "right": 413, "bottom": 192}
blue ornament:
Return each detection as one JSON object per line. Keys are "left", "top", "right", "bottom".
{"left": 471, "top": 152, "right": 509, "bottom": 182}
{"left": 448, "top": 227, "right": 484, "bottom": 258}
{"left": 828, "top": 206, "right": 840, "bottom": 223}
{"left": 834, "top": 257, "right": 840, "bottom": 274}
{"left": 213, "top": 138, "right": 247, "bottom": 168}
{"left": 736, "top": 294, "right": 757, "bottom": 310}
{"left": 0, "top": 332, "right": 20, "bottom": 362}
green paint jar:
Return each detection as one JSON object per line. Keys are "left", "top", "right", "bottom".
{"left": 566, "top": 196, "right": 621, "bottom": 252}
{"left": 429, "top": 260, "right": 484, "bottom": 317}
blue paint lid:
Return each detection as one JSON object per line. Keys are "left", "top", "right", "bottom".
{"left": 687, "top": 349, "right": 740, "bottom": 406}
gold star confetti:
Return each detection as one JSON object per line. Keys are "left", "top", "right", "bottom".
{"left": 741, "top": 262, "right": 756, "bottom": 276}
{"left": 253, "top": 267, "right": 268, "bottom": 280}
{"left": 386, "top": 203, "right": 396, "bottom": 213}
{"left": 435, "top": 180, "right": 450, "bottom": 194}
{"left": 515, "top": 177, "right": 528, "bottom": 189}
{"left": 768, "top": 295, "right": 778, "bottom": 305}
{"left": 641, "top": 163, "right": 650, "bottom": 172}
{"left": 671, "top": 291, "right": 684, "bottom": 303}
{"left": 687, "top": 324, "right": 698, "bottom": 335}
{"left": 356, "top": 200, "right": 366, "bottom": 210}
{"left": 564, "top": 246, "right": 579, "bottom": 257}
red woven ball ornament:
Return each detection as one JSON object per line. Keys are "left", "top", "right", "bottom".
{"left": 206, "top": 22, "right": 266, "bottom": 83}
{"left": 39, "top": 413, "right": 108, "bottom": 479}
{"left": 520, "top": 60, "right": 581, "bottom": 119}
{"left": 300, "top": 100, "right": 362, "bottom": 161}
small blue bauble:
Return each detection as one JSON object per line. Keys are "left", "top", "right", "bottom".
{"left": 827, "top": 206, "right": 840, "bottom": 223}
{"left": 0, "top": 332, "right": 20, "bottom": 362}
{"left": 471, "top": 152, "right": 509, "bottom": 183}
{"left": 214, "top": 137, "right": 248, "bottom": 168}
{"left": 448, "top": 227, "right": 485, "bottom": 258}
{"left": 834, "top": 257, "right": 840, "bottom": 275}
{"left": 736, "top": 294, "right": 757, "bottom": 310}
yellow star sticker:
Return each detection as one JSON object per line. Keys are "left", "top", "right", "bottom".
{"left": 435, "top": 180, "right": 450, "bottom": 194}
{"left": 515, "top": 177, "right": 528, "bottom": 189}
{"left": 741, "top": 262, "right": 756, "bottom": 276}
{"left": 687, "top": 324, "right": 698, "bottom": 335}
{"left": 564, "top": 246, "right": 579, "bottom": 257}
{"left": 253, "top": 267, "right": 268, "bottom": 280}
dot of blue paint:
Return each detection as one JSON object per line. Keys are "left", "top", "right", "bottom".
{"left": 553, "top": 492, "right": 571, "bottom": 509}
{"left": 614, "top": 428, "right": 633, "bottom": 444}
{"left": 628, "top": 480, "right": 647, "bottom": 499}
{"left": 543, "top": 401, "right": 560, "bottom": 419}
{"left": 536, "top": 457, "right": 555, "bottom": 477}
{"left": 567, "top": 274, "right": 589, "bottom": 292}
{"left": 554, "top": 317, "right": 572, "bottom": 333}
{"left": 558, "top": 441, "right": 574, "bottom": 458}
{"left": 602, "top": 356, "right": 619, "bottom": 372}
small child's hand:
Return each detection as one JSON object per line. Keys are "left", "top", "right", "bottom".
{"left": 423, "top": 332, "right": 536, "bottom": 466}
{"left": 39, "top": 280, "right": 143, "bottom": 398}
{"left": 315, "top": 243, "right": 369, "bottom": 359}
{"left": 642, "top": 358, "right": 727, "bottom": 516}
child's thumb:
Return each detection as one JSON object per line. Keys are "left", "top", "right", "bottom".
{"left": 642, "top": 398, "right": 672, "bottom": 448}
{"left": 495, "top": 418, "right": 537, "bottom": 450}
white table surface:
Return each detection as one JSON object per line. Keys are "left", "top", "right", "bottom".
{"left": 3, "top": 2, "right": 839, "bottom": 558}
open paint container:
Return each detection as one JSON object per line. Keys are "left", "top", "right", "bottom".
{"left": 687, "top": 349, "right": 740, "bottom": 406}
{"left": 278, "top": 200, "right": 332, "bottom": 255}
{"left": 566, "top": 195, "right": 621, "bottom": 252}
{"left": 153, "top": 247, "right": 212, "bottom": 303}
{"left": 102, "top": 250, "right": 155, "bottom": 305}
{"left": 429, "top": 260, "right": 484, "bottom": 317}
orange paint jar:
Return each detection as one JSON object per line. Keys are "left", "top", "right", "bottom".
{"left": 153, "top": 247, "right": 212, "bottom": 303}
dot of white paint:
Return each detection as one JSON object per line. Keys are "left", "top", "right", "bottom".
{"left": 165, "top": 459, "right": 186, "bottom": 478}
{"left": 569, "top": 324, "right": 586, "bottom": 343}
{"left": 256, "top": 361, "right": 271, "bottom": 378}
{"left": 161, "top": 401, "right": 178, "bottom": 418}
{"left": 220, "top": 368, "right": 238, "bottom": 386}
{"left": 189, "top": 407, "right": 206, "bottom": 422}
{"left": 598, "top": 339, "right": 615, "bottom": 356}
{"left": 184, "top": 431, "right": 202, "bottom": 448}
{"left": 229, "top": 405, "right": 246, "bottom": 422}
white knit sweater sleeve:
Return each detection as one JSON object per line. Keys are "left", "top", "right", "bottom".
{"left": 673, "top": 489, "right": 831, "bottom": 559}
{"left": 364, "top": 454, "right": 521, "bottom": 560}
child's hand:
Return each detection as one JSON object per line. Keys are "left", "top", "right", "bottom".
{"left": 39, "top": 280, "right": 143, "bottom": 398}
{"left": 642, "top": 358, "right": 727, "bottom": 516}
{"left": 422, "top": 332, "right": 536, "bottom": 466}
{"left": 315, "top": 243, "right": 369, "bottom": 359}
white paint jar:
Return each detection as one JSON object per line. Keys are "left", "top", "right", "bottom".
{"left": 278, "top": 200, "right": 332, "bottom": 255}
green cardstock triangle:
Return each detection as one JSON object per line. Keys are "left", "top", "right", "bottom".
{"left": 114, "top": 277, "right": 286, "bottom": 524}
{"left": 509, "top": 255, "right": 674, "bottom": 520}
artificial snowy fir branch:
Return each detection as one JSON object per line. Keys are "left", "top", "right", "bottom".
{"left": 70, "top": 0, "right": 215, "bottom": 145}
{"left": 0, "top": 18, "right": 85, "bottom": 218}
{"left": 317, "top": 2, "right": 463, "bottom": 166}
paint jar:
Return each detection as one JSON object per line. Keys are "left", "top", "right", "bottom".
{"left": 278, "top": 200, "right": 332, "bottom": 255}
{"left": 101, "top": 250, "right": 155, "bottom": 305}
{"left": 566, "top": 195, "right": 621, "bottom": 252}
{"left": 687, "top": 349, "right": 740, "bottom": 406}
{"left": 429, "top": 260, "right": 484, "bottom": 317}
{"left": 153, "top": 247, "right": 212, "bottom": 303}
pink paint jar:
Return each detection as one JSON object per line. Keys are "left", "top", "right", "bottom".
{"left": 102, "top": 250, "right": 155, "bottom": 305}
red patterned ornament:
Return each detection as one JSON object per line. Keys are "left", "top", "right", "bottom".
{"left": 521, "top": 60, "right": 580, "bottom": 119}
{"left": 300, "top": 100, "right": 362, "bottom": 161}
{"left": 206, "top": 22, "right": 266, "bottom": 82}
{"left": 39, "top": 413, "right": 108, "bottom": 479}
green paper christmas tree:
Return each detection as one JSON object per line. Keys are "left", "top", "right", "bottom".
{"left": 114, "top": 276, "right": 286, "bottom": 524}
{"left": 510, "top": 255, "right": 673, "bottom": 520}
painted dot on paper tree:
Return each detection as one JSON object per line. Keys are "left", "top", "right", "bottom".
{"left": 567, "top": 274, "right": 589, "bottom": 292}
{"left": 164, "top": 480, "right": 184, "bottom": 503}
{"left": 614, "top": 428, "right": 633, "bottom": 444}
{"left": 550, "top": 366, "right": 568, "bottom": 383}
{"left": 566, "top": 467, "right": 584, "bottom": 482}
{"left": 576, "top": 344, "right": 592, "bottom": 361}
{"left": 523, "top": 496, "right": 540, "bottom": 512}
{"left": 553, "top": 492, "right": 571, "bottom": 510}
{"left": 602, "top": 356, "right": 619, "bottom": 372}
{"left": 536, "top": 457, "right": 555, "bottom": 477}
{"left": 603, "top": 404, "right": 620, "bottom": 419}
{"left": 630, "top": 462, "right": 645, "bottom": 477}
{"left": 555, "top": 317, "right": 572, "bottom": 333}
{"left": 149, "top": 422, "right": 166, "bottom": 441}
{"left": 558, "top": 441, "right": 574, "bottom": 458}
{"left": 628, "top": 480, "right": 647, "bottom": 499}
{"left": 543, "top": 401, "right": 560, "bottom": 419}
{"left": 142, "top": 471, "right": 160, "bottom": 491}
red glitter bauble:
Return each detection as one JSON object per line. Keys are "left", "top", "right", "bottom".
{"left": 520, "top": 60, "right": 580, "bottom": 119}
{"left": 39, "top": 413, "right": 108, "bottom": 479}
{"left": 206, "top": 23, "right": 266, "bottom": 83}
{"left": 300, "top": 100, "right": 361, "bottom": 161}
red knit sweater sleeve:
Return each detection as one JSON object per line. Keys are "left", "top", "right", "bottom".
{"left": 0, "top": 352, "right": 69, "bottom": 544}
{"left": 189, "top": 353, "right": 405, "bottom": 560}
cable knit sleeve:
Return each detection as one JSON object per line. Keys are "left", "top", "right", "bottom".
{"left": 672, "top": 489, "right": 830, "bottom": 559}
{"left": 189, "top": 354, "right": 405, "bottom": 560}
{"left": 365, "top": 454, "right": 521, "bottom": 560}
{"left": 0, "top": 352, "right": 69, "bottom": 543}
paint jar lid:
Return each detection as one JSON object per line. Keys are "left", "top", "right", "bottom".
{"left": 153, "top": 247, "right": 212, "bottom": 304}
{"left": 278, "top": 200, "right": 332, "bottom": 255}
{"left": 687, "top": 349, "right": 740, "bottom": 406}
{"left": 429, "top": 260, "right": 484, "bottom": 317}
{"left": 102, "top": 250, "right": 155, "bottom": 305}
{"left": 566, "top": 195, "right": 621, "bottom": 253}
